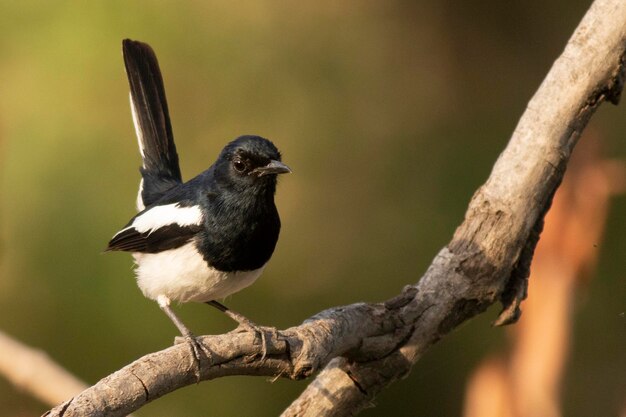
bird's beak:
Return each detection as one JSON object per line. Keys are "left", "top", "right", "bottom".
{"left": 252, "top": 160, "right": 292, "bottom": 177}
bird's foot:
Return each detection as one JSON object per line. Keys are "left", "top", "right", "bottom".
{"left": 233, "top": 320, "right": 277, "bottom": 362}
{"left": 174, "top": 333, "right": 211, "bottom": 382}
{"left": 158, "top": 295, "right": 210, "bottom": 381}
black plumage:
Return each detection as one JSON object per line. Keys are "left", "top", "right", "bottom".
{"left": 106, "top": 135, "right": 287, "bottom": 270}
{"left": 107, "top": 223, "right": 201, "bottom": 253}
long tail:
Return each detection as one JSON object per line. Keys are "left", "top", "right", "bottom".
{"left": 122, "top": 39, "right": 182, "bottom": 211}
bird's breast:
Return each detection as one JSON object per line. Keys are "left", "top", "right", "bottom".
{"left": 198, "top": 201, "right": 281, "bottom": 272}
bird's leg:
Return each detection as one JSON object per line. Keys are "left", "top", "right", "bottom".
{"left": 206, "top": 300, "right": 259, "bottom": 328}
{"left": 205, "top": 300, "right": 273, "bottom": 360}
{"left": 157, "top": 295, "right": 209, "bottom": 380}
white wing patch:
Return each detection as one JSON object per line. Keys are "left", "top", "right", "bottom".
{"left": 124, "top": 203, "right": 202, "bottom": 235}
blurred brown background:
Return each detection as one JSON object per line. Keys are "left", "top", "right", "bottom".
{"left": 0, "top": 1, "right": 624, "bottom": 416}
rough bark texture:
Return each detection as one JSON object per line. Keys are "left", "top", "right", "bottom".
{"left": 462, "top": 137, "right": 625, "bottom": 417}
{"left": 45, "top": 1, "right": 626, "bottom": 416}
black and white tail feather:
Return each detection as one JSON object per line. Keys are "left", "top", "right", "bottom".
{"left": 123, "top": 39, "right": 182, "bottom": 211}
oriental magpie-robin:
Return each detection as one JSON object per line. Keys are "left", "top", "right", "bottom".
{"left": 106, "top": 39, "right": 290, "bottom": 361}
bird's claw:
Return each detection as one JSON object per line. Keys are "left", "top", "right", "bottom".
{"left": 174, "top": 334, "right": 211, "bottom": 381}
{"left": 234, "top": 322, "right": 276, "bottom": 361}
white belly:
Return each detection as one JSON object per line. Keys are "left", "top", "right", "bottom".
{"left": 132, "top": 242, "right": 265, "bottom": 303}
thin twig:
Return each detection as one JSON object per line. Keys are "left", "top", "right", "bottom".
{"left": 0, "top": 331, "right": 88, "bottom": 406}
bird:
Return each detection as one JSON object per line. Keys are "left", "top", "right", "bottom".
{"left": 106, "top": 39, "right": 291, "bottom": 363}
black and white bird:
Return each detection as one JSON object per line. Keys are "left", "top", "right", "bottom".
{"left": 106, "top": 39, "right": 290, "bottom": 358}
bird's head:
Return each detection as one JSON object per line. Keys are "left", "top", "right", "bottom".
{"left": 215, "top": 135, "right": 291, "bottom": 192}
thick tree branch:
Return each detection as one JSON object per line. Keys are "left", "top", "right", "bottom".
{"left": 43, "top": 299, "right": 428, "bottom": 417}
{"left": 463, "top": 137, "right": 625, "bottom": 417}
{"left": 45, "top": 0, "right": 626, "bottom": 416}
{"left": 283, "top": 1, "right": 626, "bottom": 415}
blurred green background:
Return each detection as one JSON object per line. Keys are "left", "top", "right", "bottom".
{"left": 0, "top": 1, "right": 624, "bottom": 416}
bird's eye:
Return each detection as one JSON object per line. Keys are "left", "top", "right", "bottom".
{"left": 233, "top": 159, "right": 247, "bottom": 173}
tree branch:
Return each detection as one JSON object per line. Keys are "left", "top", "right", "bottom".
{"left": 45, "top": 0, "right": 626, "bottom": 416}
{"left": 0, "top": 331, "right": 89, "bottom": 407}
{"left": 282, "top": 1, "right": 626, "bottom": 415}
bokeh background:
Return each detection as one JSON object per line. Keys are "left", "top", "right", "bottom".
{"left": 0, "top": 1, "right": 624, "bottom": 416}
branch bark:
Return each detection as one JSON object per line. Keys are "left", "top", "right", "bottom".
{"left": 45, "top": 0, "right": 626, "bottom": 416}
{"left": 462, "top": 136, "right": 625, "bottom": 417}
